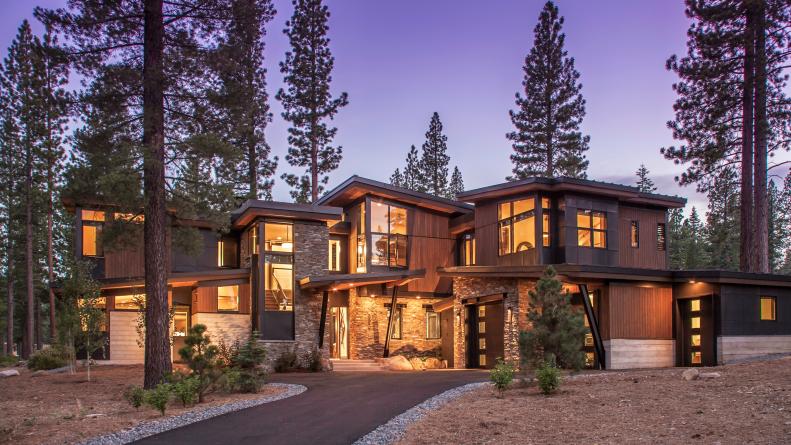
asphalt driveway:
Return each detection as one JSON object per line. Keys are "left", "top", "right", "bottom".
{"left": 134, "top": 370, "right": 488, "bottom": 445}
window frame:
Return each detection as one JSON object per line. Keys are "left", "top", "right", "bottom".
{"left": 263, "top": 222, "right": 295, "bottom": 313}
{"left": 498, "top": 197, "right": 537, "bottom": 256}
{"left": 576, "top": 209, "right": 607, "bottom": 249}
{"left": 81, "top": 210, "right": 106, "bottom": 258}
{"left": 541, "top": 197, "right": 551, "bottom": 247}
{"left": 630, "top": 220, "right": 640, "bottom": 248}
{"left": 369, "top": 200, "right": 409, "bottom": 269}
{"left": 217, "top": 285, "right": 240, "bottom": 312}
{"left": 657, "top": 223, "right": 667, "bottom": 251}
{"left": 459, "top": 232, "right": 476, "bottom": 266}
{"left": 387, "top": 305, "right": 403, "bottom": 339}
{"left": 328, "top": 239, "right": 342, "bottom": 272}
{"left": 426, "top": 309, "right": 441, "bottom": 339}
{"left": 760, "top": 296, "right": 777, "bottom": 321}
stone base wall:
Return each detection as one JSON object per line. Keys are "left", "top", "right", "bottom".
{"left": 192, "top": 313, "right": 251, "bottom": 348}
{"left": 604, "top": 339, "right": 675, "bottom": 369}
{"left": 348, "top": 288, "right": 444, "bottom": 360}
{"left": 717, "top": 335, "right": 791, "bottom": 364}
{"left": 292, "top": 223, "right": 331, "bottom": 363}
{"left": 109, "top": 311, "right": 145, "bottom": 364}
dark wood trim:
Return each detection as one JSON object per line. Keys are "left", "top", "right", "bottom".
{"left": 318, "top": 290, "right": 329, "bottom": 348}
{"left": 460, "top": 293, "right": 505, "bottom": 305}
{"left": 383, "top": 285, "right": 399, "bottom": 358}
{"left": 580, "top": 284, "right": 606, "bottom": 370}
{"left": 299, "top": 269, "right": 426, "bottom": 290}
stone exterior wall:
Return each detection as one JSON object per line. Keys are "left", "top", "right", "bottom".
{"left": 348, "top": 287, "right": 444, "bottom": 360}
{"left": 717, "top": 335, "right": 791, "bottom": 364}
{"left": 451, "top": 277, "right": 523, "bottom": 368}
{"left": 604, "top": 339, "right": 675, "bottom": 369}
{"left": 192, "top": 313, "right": 251, "bottom": 348}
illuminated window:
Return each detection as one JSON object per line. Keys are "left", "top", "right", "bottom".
{"left": 113, "top": 212, "right": 144, "bottom": 223}
{"left": 264, "top": 261, "right": 293, "bottom": 312}
{"left": 460, "top": 233, "right": 476, "bottom": 266}
{"left": 478, "top": 305, "right": 486, "bottom": 317}
{"left": 585, "top": 333, "right": 594, "bottom": 346}
{"left": 691, "top": 316, "right": 701, "bottom": 329}
{"left": 81, "top": 210, "right": 105, "bottom": 222}
{"left": 265, "top": 223, "right": 293, "bottom": 252}
{"left": 478, "top": 321, "right": 486, "bottom": 334}
{"left": 691, "top": 351, "right": 702, "bottom": 364}
{"left": 498, "top": 198, "right": 536, "bottom": 255}
{"left": 690, "top": 299, "right": 700, "bottom": 312}
{"left": 585, "top": 352, "right": 595, "bottom": 368}
{"left": 78, "top": 297, "right": 107, "bottom": 331}
{"left": 691, "top": 334, "right": 701, "bottom": 347}
{"left": 217, "top": 240, "right": 225, "bottom": 267}
{"left": 387, "top": 306, "right": 402, "bottom": 339}
{"left": 173, "top": 310, "right": 188, "bottom": 337}
{"left": 370, "top": 201, "right": 408, "bottom": 268}
{"left": 82, "top": 224, "right": 103, "bottom": 257}
{"left": 328, "top": 239, "right": 342, "bottom": 272}
{"left": 356, "top": 204, "right": 366, "bottom": 273}
{"left": 426, "top": 310, "right": 440, "bottom": 339}
{"left": 577, "top": 210, "right": 607, "bottom": 248}
{"left": 218, "top": 285, "right": 240, "bottom": 312}
{"left": 249, "top": 226, "right": 259, "bottom": 255}
{"left": 479, "top": 338, "right": 486, "bottom": 350}
{"left": 760, "top": 297, "right": 776, "bottom": 321}
{"left": 479, "top": 354, "right": 486, "bottom": 367}
{"left": 114, "top": 294, "right": 143, "bottom": 310}
{"left": 542, "top": 197, "right": 551, "bottom": 246}
{"left": 630, "top": 221, "right": 639, "bottom": 248}
{"left": 657, "top": 223, "right": 666, "bottom": 251}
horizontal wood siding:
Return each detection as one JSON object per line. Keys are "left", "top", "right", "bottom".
{"left": 408, "top": 209, "right": 454, "bottom": 293}
{"left": 618, "top": 205, "right": 667, "bottom": 269}
{"left": 605, "top": 283, "right": 673, "bottom": 339}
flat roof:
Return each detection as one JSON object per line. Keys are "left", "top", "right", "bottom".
{"left": 299, "top": 269, "right": 426, "bottom": 290}
{"left": 231, "top": 200, "right": 342, "bottom": 228}
{"left": 316, "top": 175, "right": 473, "bottom": 215}
{"left": 457, "top": 176, "right": 687, "bottom": 208}
{"left": 98, "top": 268, "right": 251, "bottom": 289}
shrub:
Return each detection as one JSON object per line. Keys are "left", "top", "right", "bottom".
{"left": 536, "top": 360, "right": 561, "bottom": 395}
{"left": 0, "top": 355, "right": 18, "bottom": 367}
{"left": 27, "top": 346, "right": 67, "bottom": 371}
{"left": 144, "top": 383, "right": 171, "bottom": 416}
{"left": 274, "top": 349, "right": 298, "bottom": 373}
{"left": 227, "top": 333, "right": 267, "bottom": 392}
{"left": 217, "top": 367, "right": 242, "bottom": 393}
{"left": 490, "top": 359, "right": 515, "bottom": 397}
{"left": 303, "top": 347, "right": 322, "bottom": 372}
{"left": 123, "top": 386, "right": 146, "bottom": 409}
{"left": 171, "top": 376, "right": 200, "bottom": 407}
{"left": 178, "top": 324, "right": 222, "bottom": 402}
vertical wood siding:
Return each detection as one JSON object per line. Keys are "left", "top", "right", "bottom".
{"left": 604, "top": 283, "right": 673, "bottom": 339}
{"left": 618, "top": 206, "right": 667, "bottom": 269}
{"left": 408, "top": 209, "right": 454, "bottom": 293}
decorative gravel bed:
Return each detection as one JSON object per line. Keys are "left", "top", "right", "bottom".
{"left": 353, "top": 381, "right": 491, "bottom": 445}
{"left": 79, "top": 383, "right": 307, "bottom": 445}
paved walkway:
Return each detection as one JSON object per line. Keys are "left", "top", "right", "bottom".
{"left": 134, "top": 370, "right": 488, "bottom": 445}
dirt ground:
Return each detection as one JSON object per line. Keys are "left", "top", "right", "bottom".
{"left": 0, "top": 365, "right": 283, "bottom": 445}
{"left": 399, "top": 357, "right": 791, "bottom": 445}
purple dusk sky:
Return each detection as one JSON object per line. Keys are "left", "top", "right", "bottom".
{"left": 6, "top": 0, "right": 785, "bottom": 211}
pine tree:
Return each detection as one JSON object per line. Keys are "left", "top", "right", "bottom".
{"left": 402, "top": 145, "right": 423, "bottom": 192}
{"left": 682, "top": 207, "right": 709, "bottom": 269}
{"left": 277, "top": 0, "right": 348, "bottom": 203}
{"left": 704, "top": 167, "right": 740, "bottom": 270}
{"left": 518, "top": 266, "right": 587, "bottom": 370}
{"left": 778, "top": 171, "right": 791, "bottom": 274}
{"left": 507, "top": 1, "right": 590, "bottom": 180}
{"left": 448, "top": 166, "right": 464, "bottom": 200}
{"left": 667, "top": 208, "right": 686, "bottom": 269}
{"left": 419, "top": 112, "right": 451, "bottom": 197}
{"left": 389, "top": 168, "right": 403, "bottom": 187}
{"left": 662, "top": 0, "right": 791, "bottom": 273}
{"left": 211, "top": 0, "right": 278, "bottom": 200}
{"left": 635, "top": 164, "right": 657, "bottom": 193}
{"left": 767, "top": 179, "right": 785, "bottom": 272}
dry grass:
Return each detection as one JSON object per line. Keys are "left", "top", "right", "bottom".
{"left": 399, "top": 357, "right": 791, "bottom": 445}
{"left": 0, "top": 365, "right": 283, "bottom": 445}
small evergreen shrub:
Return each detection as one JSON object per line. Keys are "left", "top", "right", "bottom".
{"left": 171, "top": 376, "right": 200, "bottom": 407}
{"left": 178, "top": 324, "right": 222, "bottom": 402}
{"left": 489, "top": 359, "right": 515, "bottom": 397}
{"left": 27, "top": 346, "right": 67, "bottom": 371}
{"left": 123, "top": 386, "right": 146, "bottom": 409}
{"left": 0, "top": 355, "right": 18, "bottom": 367}
{"left": 274, "top": 349, "right": 298, "bottom": 373}
{"left": 218, "top": 367, "right": 242, "bottom": 393}
{"left": 144, "top": 383, "right": 171, "bottom": 416}
{"left": 304, "top": 347, "right": 322, "bottom": 372}
{"left": 536, "top": 360, "right": 561, "bottom": 395}
{"left": 228, "top": 333, "right": 267, "bottom": 392}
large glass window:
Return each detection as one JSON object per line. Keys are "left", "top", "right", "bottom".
{"left": 81, "top": 210, "right": 105, "bottom": 257}
{"left": 542, "top": 197, "right": 551, "bottom": 247}
{"left": 426, "top": 310, "right": 440, "bottom": 339}
{"left": 370, "top": 201, "right": 408, "bottom": 268}
{"left": 760, "top": 297, "right": 776, "bottom": 321}
{"left": 265, "top": 223, "right": 293, "bottom": 252}
{"left": 114, "top": 293, "right": 143, "bottom": 310}
{"left": 328, "top": 239, "right": 342, "bottom": 271}
{"left": 460, "top": 233, "right": 476, "bottom": 266}
{"left": 498, "top": 198, "right": 536, "bottom": 255}
{"left": 264, "top": 223, "right": 294, "bottom": 312}
{"left": 356, "top": 204, "right": 366, "bottom": 273}
{"left": 387, "top": 306, "right": 403, "bottom": 339}
{"left": 218, "top": 285, "right": 239, "bottom": 312}
{"left": 577, "top": 210, "right": 607, "bottom": 249}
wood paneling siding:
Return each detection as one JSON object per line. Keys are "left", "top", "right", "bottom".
{"left": 408, "top": 208, "right": 455, "bottom": 293}
{"left": 618, "top": 205, "right": 667, "bottom": 269}
{"left": 192, "top": 283, "right": 251, "bottom": 314}
{"left": 600, "top": 283, "right": 673, "bottom": 340}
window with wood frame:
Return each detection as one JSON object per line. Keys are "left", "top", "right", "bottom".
{"left": 217, "top": 285, "right": 240, "bottom": 312}
{"left": 81, "top": 210, "right": 105, "bottom": 257}
{"left": 657, "top": 223, "right": 667, "bottom": 251}
{"left": 387, "top": 305, "right": 403, "bottom": 339}
{"left": 426, "top": 309, "right": 440, "bottom": 339}
{"left": 370, "top": 201, "right": 408, "bottom": 268}
{"left": 459, "top": 233, "right": 476, "bottom": 266}
{"left": 577, "top": 210, "right": 607, "bottom": 248}
{"left": 328, "top": 239, "right": 342, "bottom": 271}
{"left": 498, "top": 197, "right": 536, "bottom": 255}
{"left": 760, "top": 296, "right": 776, "bottom": 321}
{"left": 630, "top": 220, "right": 639, "bottom": 248}
{"left": 542, "top": 197, "right": 551, "bottom": 247}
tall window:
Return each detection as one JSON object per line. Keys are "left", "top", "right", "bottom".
{"left": 387, "top": 306, "right": 403, "bottom": 339}
{"left": 426, "top": 309, "right": 440, "bottom": 339}
{"left": 218, "top": 285, "right": 240, "bottom": 312}
{"left": 657, "top": 223, "right": 667, "bottom": 251}
{"left": 264, "top": 223, "right": 293, "bottom": 312}
{"left": 460, "top": 233, "right": 476, "bottom": 266}
{"left": 217, "top": 240, "right": 225, "bottom": 267}
{"left": 498, "top": 198, "right": 536, "bottom": 255}
{"left": 542, "top": 197, "right": 551, "bottom": 247}
{"left": 356, "top": 204, "right": 366, "bottom": 273}
{"left": 370, "top": 201, "right": 408, "bottom": 267}
{"left": 577, "top": 210, "right": 607, "bottom": 248}
{"left": 249, "top": 225, "right": 259, "bottom": 255}
{"left": 328, "top": 239, "right": 342, "bottom": 272}
{"left": 630, "top": 221, "right": 640, "bottom": 248}
{"left": 81, "top": 210, "right": 105, "bottom": 257}
{"left": 760, "top": 297, "right": 776, "bottom": 321}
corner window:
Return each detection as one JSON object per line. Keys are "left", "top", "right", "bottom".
{"left": 498, "top": 197, "right": 536, "bottom": 255}
{"left": 218, "top": 285, "right": 240, "bottom": 312}
{"left": 387, "top": 306, "right": 403, "bottom": 339}
{"left": 248, "top": 226, "right": 259, "bottom": 255}
{"left": 328, "top": 239, "right": 342, "bottom": 271}
{"left": 426, "top": 309, "right": 440, "bottom": 339}
{"left": 760, "top": 297, "right": 776, "bottom": 321}
{"left": 657, "top": 223, "right": 666, "bottom": 251}
{"left": 630, "top": 221, "right": 640, "bottom": 248}
{"left": 459, "top": 233, "right": 476, "bottom": 266}
{"left": 81, "top": 210, "right": 105, "bottom": 257}
{"left": 264, "top": 223, "right": 294, "bottom": 312}
{"left": 542, "top": 197, "right": 551, "bottom": 247}
{"left": 264, "top": 223, "right": 293, "bottom": 252}
{"left": 370, "top": 201, "right": 408, "bottom": 268}
{"left": 577, "top": 210, "right": 607, "bottom": 248}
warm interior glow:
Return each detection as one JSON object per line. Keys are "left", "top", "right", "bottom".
{"left": 691, "top": 316, "right": 701, "bottom": 329}
{"left": 217, "top": 240, "right": 224, "bottom": 267}
{"left": 691, "top": 334, "right": 701, "bottom": 347}
{"left": 690, "top": 299, "right": 700, "bottom": 312}
{"left": 760, "top": 297, "right": 776, "bottom": 321}
{"left": 691, "top": 351, "right": 702, "bottom": 364}
{"left": 114, "top": 212, "right": 144, "bottom": 223}
{"left": 115, "top": 294, "right": 143, "bottom": 310}
{"left": 81, "top": 210, "right": 105, "bottom": 222}
{"left": 82, "top": 225, "right": 102, "bottom": 256}
{"left": 265, "top": 223, "right": 293, "bottom": 252}
{"left": 328, "top": 239, "right": 342, "bottom": 271}
{"left": 217, "top": 285, "right": 240, "bottom": 311}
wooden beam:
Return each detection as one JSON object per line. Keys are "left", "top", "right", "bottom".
{"left": 580, "top": 284, "right": 606, "bottom": 370}
{"left": 383, "top": 285, "right": 399, "bottom": 358}
{"left": 318, "top": 290, "right": 329, "bottom": 348}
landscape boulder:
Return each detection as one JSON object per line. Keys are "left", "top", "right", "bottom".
{"left": 384, "top": 355, "right": 414, "bottom": 371}
{"left": 409, "top": 357, "right": 425, "bottom": 370}
{"left": 0, "top": 369, "right": 20, "bottom": 378}
{"left": 423, "top": 357, "right": 442, "bottom": 369}
{"left": 699, "top": 372, "right": 721, "bottom": 379}
{"left": 681, "top": 368, "right": 699, "bottom": 381}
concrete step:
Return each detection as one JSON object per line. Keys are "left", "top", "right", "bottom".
{"left": 330, "top": 359, "right": 385, "bottom": 372}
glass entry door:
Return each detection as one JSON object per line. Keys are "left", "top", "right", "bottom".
{"left": 330, "top": 307, "right": 349, "bottom": 359}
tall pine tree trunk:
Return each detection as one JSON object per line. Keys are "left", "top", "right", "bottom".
{"left": 311, "top": 116, "right": 318, "bottom": 203}
{"left": 248, "top": 137, "right": 257, "bottom": 199}
{"left": 753, "top": 0, "right": 769, "bottom": 273}
{"left": 48, "top": 169, "right": 56, "bottom": 340}
{"left": 5, "top": 240, "right": 13, "bottom": 356}
{"left": 142, "top": 0, "right": 171, "bottom": 389}
{"left": 740, "top": 5, "right": 755, "bottom": 273}
{"left": 23, "top": 142, "right": 34, "bottom": 358}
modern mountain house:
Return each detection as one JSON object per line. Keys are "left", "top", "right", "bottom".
{"left": 66, "top": 175, "right": 791, "bottom": 369}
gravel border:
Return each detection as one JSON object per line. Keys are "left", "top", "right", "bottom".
{"left": 353, "top": 381, "right": 490, "bottom": 445}
{"left": 78, "top": 383, "right": 306, "bottom": 445}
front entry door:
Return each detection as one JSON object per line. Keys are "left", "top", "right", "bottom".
{"left": 680, "top": 297, "right": 714, "bottom": 366}
{"left": 330, "top": 307, "right": 349, "bottom": 359}
{"left": 467, "top": 301, "right": 504, "bottom": 369}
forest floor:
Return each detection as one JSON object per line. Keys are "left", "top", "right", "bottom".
{"left": 398, "top": 357, "right": 791, "bottom": 445}
{"left": 0, "top": 364, "right": 283, "bottom": 445}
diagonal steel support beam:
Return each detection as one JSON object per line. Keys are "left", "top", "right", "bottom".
{"left": 318, "top": 290, "right": 329, "bottom": 348}
{"left": 579, "top": 284, "right": 606, "bottom": 370}
{"left": 383, "top": 284, "right": 399, "bottom": 358}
